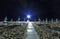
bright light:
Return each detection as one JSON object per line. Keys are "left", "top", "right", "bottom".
{"left": 27, "top": 15, "right": 30, "bottom": 18}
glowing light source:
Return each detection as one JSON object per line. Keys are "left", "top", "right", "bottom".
{"left": 27, "top": 15, "right": 31, "bottom": 18}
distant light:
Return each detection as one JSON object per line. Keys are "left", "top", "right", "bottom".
{"left": 27, "top": 15, "right": 31, "bottom": 18}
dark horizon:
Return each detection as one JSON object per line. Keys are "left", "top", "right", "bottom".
{"left": 0, "top": 0, "right": 60, "bottom": 21}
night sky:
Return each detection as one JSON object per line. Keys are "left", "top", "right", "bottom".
{"left": 0, "top": 0, "right": 60, "bottom": 21}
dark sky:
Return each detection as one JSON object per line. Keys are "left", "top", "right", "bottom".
{"left": 0, "top": 0, "right": 60, "bottom": 21}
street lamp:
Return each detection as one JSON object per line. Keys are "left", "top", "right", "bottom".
{"left": 27, "top": 15, "right": 31, "bottom": 19}
{"left": 27, "top": 15, "right": 31, "bottom": 22}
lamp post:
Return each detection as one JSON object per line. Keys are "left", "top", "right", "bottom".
{"left": 27, "top": 15, "right": 31, "bottom": 21}
{"left": 51, "top": 18, "right": 54, "bottom": 24}
{"left": 16, "top": 17, "right": 21, "bottom": 25}
{"left": 56, "top": 18, "right": 58, "bottom": 23}
{"left": 4, "top": 16, "right": 7, "bottom": 22}
{"left": 38, "top": 18, "right": 41, "bottom": 24}
{"left": 18, "top": 17, "right": 20, "bottom": 21}
{"left": 4, "top": 16, "right": 8, "bottom": 26}
{"left": 46, "top": 18, "right": 48, "bottom": 24}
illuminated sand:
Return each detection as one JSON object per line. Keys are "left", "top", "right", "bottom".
{"left": 0, "top": 21, "right": 60, "bottom": 39}
{"left": 26, "top": 22, "right": 39, "bottom": 39}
